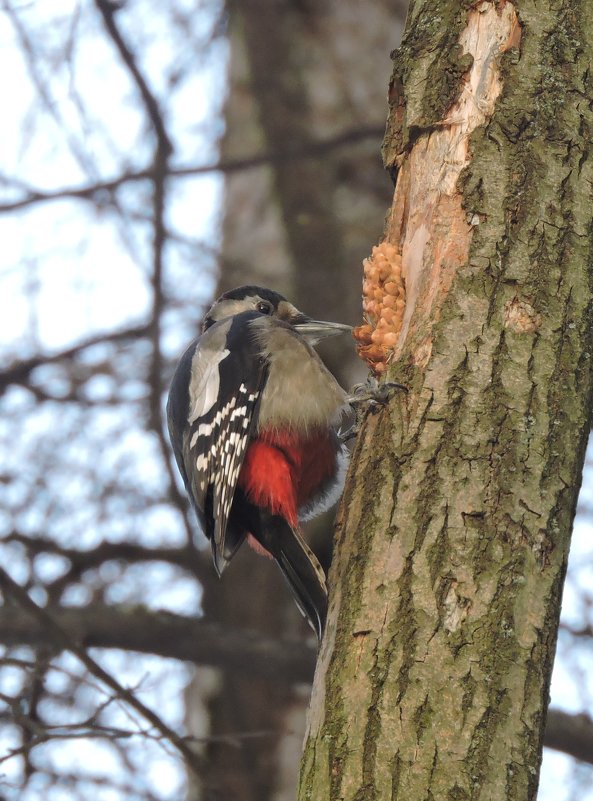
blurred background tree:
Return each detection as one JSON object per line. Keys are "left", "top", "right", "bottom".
{"left": 0, "top": 1, "right": 591, "bottom": 800}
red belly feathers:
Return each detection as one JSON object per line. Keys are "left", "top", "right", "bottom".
{"left": 238, "top": 428, "right": 336, "bottom": 555}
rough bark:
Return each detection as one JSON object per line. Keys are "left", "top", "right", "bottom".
{"left": 300, "top": 1, "right": 593, "bottom": 800}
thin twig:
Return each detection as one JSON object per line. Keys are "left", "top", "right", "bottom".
{"left": 0, "top": 322, "right": 150, "bottom": 393}
{"left": 94, "top": 0, "right": 173, "bottom": 157}
{"left": 0, "top": 125, "right": 384, "bottom": 212}
{"left": 0, "top": 567, "right": 203, "bottom": 777}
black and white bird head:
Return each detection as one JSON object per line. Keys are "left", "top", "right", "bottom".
{"left": 202, "top": 285, "right": 351, "bottom": 343}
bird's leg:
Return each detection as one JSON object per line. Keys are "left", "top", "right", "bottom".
{"left": 346, "top": 379, "right": 408, "bottom": 408}
{"left": 340, "top": 378, "right": 408, "bottom": 442}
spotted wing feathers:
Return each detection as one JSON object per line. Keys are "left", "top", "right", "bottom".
{"left": 189, "top": 382, "right": 262, "bottom": 573}
{"left": 167, "top": 312, "right": 267, "bottom": 571}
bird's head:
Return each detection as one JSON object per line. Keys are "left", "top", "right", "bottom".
{"left": 202, "top": 285, "right": 351, "bottom": 344}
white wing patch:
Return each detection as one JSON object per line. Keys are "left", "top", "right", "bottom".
{"left": 188, "top": 347, "right": 230, "bottom": 423}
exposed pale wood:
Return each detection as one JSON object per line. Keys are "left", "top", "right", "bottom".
{"left": 389, "top": 2, "right": 520, "bottom": 367}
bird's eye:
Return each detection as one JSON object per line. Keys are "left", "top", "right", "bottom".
{"left": 256, "top": 301, "right": 273, "bottom": 315}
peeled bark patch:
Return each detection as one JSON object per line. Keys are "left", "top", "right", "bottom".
{"left": 387, "top": 0, "right": 521, "bottom": 365}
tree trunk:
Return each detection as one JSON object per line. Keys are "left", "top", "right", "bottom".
{"left": 300, "top": 1, "right": 593, "bottom": 800}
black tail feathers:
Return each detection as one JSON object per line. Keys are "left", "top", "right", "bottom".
{"left": 255, "top": 513, "right": 328, "bottom": 640}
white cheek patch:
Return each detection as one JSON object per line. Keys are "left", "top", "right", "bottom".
{"left": 188, "top": 347, "right": 230, "bottom": 423}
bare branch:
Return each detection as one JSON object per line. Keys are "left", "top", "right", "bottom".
{"left": 92, "top": 0, "right": 190, "bottom": 554}
{"left": 6, "top": 532, "right": 215, "bottom": 597}
{"left": 0, "top": 322, "right": 150, "bottom": 394}
{"left": 94, "top": 0, "right": 173, "bottom": 158}
{"left": 2, "top": 591, "right": 588, "bottom": 767}
{"left": 0, "top": 566, "right": 203, "bottom": 778}
{"left": 0, "top": 125, "right": 384, "bottom": 212}
{"left": 544, "top": 708, "right": 593, "bottom": 766}
{"left": 0, "top": 598, "right": 317, "bottom": 683}
{"left": 560, "top": 621, "right": 593, "bottom": 639}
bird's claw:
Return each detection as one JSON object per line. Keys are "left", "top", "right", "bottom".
{"left": 340, "top": 379, "right": 407, "bottom": 442}
{"left": 345, "top": 379, "right": 407, "bottom": 409}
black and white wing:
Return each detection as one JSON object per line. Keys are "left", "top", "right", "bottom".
{"left": 167, "top": 312, "right": 267, "bottom": 574}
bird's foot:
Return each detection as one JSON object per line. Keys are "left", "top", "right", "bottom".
{"left": 341, "top": 378, "right": 407, "bottom": 442}
{"left": 346, "top": 378, "right": 407, "bottom": 409}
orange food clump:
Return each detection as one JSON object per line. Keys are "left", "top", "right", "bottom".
{"left": 353, "top": 242, "right": 406, "bottom": 374}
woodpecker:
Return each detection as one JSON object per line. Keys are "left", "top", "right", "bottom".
{"left": 167, "top": 285, "right": 351, "bottom": 639}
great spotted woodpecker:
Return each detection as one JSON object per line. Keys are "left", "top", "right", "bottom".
{"left": 167, "top": 286, "right": 351, "bottom": 638}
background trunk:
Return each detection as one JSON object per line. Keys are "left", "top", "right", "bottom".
{"left": 187, "top": 3, "right": 407, "bottom": 799}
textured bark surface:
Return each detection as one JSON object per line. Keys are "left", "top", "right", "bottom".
{"left": 300, "top": 1, "right": 593, "bottom": 800}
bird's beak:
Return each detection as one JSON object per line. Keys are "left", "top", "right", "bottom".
{"left": 294, "top": 318, "right": 352, "bottom": 344}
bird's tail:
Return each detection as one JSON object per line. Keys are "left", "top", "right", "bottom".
{"left": 256, "top": 513, "right": 328, "bottom": 640}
